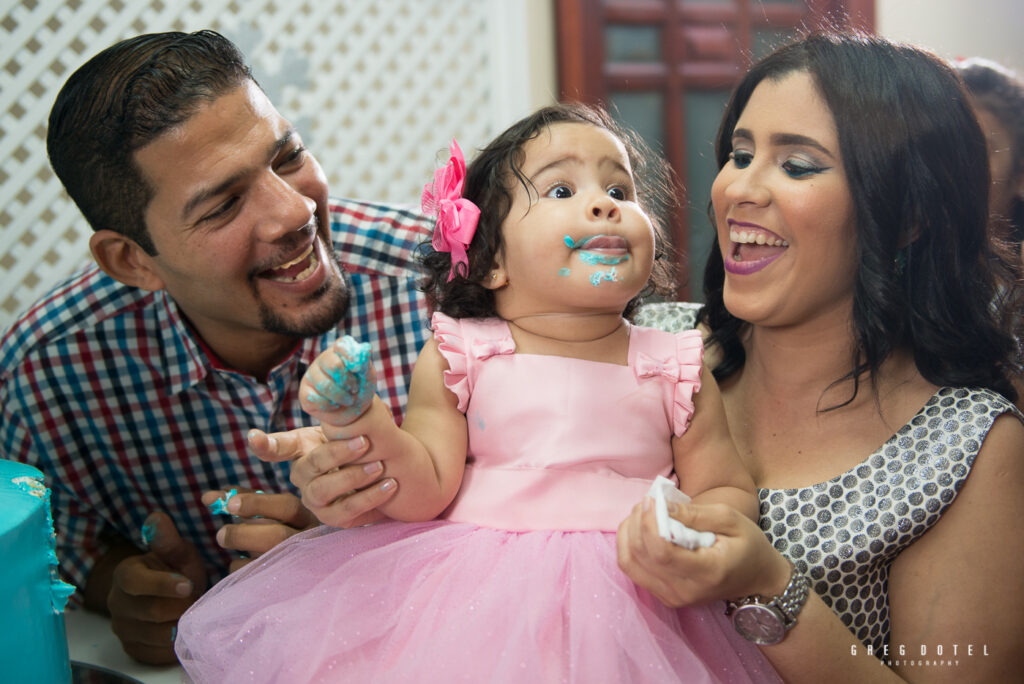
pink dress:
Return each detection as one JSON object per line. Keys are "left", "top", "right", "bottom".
{"left": 176, "top": 314, "right": 778, "bottom": 683}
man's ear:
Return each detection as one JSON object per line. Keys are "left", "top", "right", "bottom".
{"left": 89, "top": 230, "right": 165, "bottom": 291}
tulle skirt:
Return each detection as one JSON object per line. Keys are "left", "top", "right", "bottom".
{"left": 176, "top": 521, "right": 778, "bottom": 683}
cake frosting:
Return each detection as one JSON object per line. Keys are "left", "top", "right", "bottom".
{"left": 1, "top": 459, "right": 76, "bottom": 683}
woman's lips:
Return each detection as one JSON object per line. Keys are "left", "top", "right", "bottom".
{"left": 724, "top": 221, "right": 788, "bottom": 275}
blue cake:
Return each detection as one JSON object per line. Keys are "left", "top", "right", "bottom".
{"left": 1, "top": 459, "right": 76, "bottom": 683}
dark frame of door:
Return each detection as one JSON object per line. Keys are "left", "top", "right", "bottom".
{"left": 555, "top": 0, "right": 875, "bottom": 299}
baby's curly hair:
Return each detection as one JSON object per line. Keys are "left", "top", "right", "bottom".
{"left": 421, "top": 102, "right": 677, "bottom": 319}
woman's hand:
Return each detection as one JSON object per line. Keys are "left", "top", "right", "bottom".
{"left": 616, "top": 497, "right": 791, "bottom": 607}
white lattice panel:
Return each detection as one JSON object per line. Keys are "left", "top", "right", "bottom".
{"left": 0, "top": 0, "right": 536, "bottom": 328}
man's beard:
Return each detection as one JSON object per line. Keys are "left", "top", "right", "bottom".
{"left": 256, "top": 252, "right": 351, "bottom": 338}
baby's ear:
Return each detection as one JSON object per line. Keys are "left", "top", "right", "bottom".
{"left": 482, "top": 262, "right": 508, "bottom": 290}
{"left": 481, "top": 250, "right": 508, "bottom": 289}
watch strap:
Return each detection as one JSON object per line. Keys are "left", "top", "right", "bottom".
{"left": 726, "top": 563, "right": 811, "bottom": 630}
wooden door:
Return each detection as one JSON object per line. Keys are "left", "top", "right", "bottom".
{"left": 556, "top": 0, "right": 874, "bottom": 299}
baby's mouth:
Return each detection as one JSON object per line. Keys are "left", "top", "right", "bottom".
{"left": 260, "top": 243, "right": 319, "bottom": 282}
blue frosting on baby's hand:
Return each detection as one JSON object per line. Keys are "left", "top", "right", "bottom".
{"left": 307, "top": 335, "right": 376, "bottom": 422}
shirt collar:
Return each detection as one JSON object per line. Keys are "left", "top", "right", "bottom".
{"left": 154, "top": 290, "right": 330, "bottom": 394}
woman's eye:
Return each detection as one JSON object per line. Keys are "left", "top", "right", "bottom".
{"left": 729, "top": 151, "right": 752, "bottom": 169}
{"left": 607, "top": 187, "right": 626, "bottom": 200}
{"left": 782, "top": 159, "right": 825, "bottom": 178}
{"left": 546, "top": 184, "right": 574, "bottom": 199}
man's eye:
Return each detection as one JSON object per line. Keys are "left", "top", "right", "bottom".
{"left": 546, "top": 184, "right": 574, "bottom": 199}
{"left": 278, "top": 146, "right": 307, "bottom": 169}
{"left": 201, "top": 197, "right": 238, "bottom": 223}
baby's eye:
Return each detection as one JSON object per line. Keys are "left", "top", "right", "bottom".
{"left": 729, "top": 150, "right": 752, "bottom": 169}
{"left": 607, "top": 186, "right": 627, "bottom": 201}
{"left": 546, "top": 184, "right": 574, "bottom": 199}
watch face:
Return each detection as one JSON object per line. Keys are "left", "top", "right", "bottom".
{"left": 733, "top": 604, "right": 786, "bottom": 645}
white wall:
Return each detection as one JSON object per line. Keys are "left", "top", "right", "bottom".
{"left": 877, "top": 0, "right": 1024, "bottom": 72}
{"left": 0, "top": 0, "right": 547, "bottom": 329}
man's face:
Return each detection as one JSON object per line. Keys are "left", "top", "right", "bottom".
{"left": 133, "top": 81, "right": 347, "bottom": 364}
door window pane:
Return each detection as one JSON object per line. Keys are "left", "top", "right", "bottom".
{"left": 752, "top": 27, "right": 798, "bottom": 59}
{"left": 605, "top": 25, "right": 661, "bottom": 63}
{"left": 608, "top": 91, "right": 665, "bottom": 154}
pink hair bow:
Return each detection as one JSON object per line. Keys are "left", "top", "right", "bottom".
{"left": 422, "top": 139, "right": 481, "bottom": 281}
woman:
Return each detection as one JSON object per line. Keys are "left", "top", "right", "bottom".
{"left": 620, "top": 32, "right": 1024, "bottom": 682}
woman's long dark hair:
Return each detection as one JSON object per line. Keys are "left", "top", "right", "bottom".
{"left": 700, "top": 31, "right": 1022, "bottom": 404}
{"left": 421, "top": 103, "right": 677, "bottom": 320}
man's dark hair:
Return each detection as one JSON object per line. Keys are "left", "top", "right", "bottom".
{"left": 47, "top": 30, "right": 254, "bottom": 255}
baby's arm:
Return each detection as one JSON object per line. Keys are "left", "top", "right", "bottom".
{"left": 300, "top": 337, "right": 468, "bottom": 523}
{"left": 671, "top": 366, "right": 758, "bottom": 522}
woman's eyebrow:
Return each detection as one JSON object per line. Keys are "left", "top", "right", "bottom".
{"left": 732, "top": 127, "right": 835, "bottom": 159}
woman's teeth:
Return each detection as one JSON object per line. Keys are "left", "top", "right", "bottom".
{"left": 730, "top": 230, "right": 788, "bottom": 247}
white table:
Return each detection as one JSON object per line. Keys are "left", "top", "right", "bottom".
{"left": 65, "top": 609, "right": 183, "bottom": 684}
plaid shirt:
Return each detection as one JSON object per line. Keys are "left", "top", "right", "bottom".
{"left": 0, "top": 198, "right": 432, "bottom": 596}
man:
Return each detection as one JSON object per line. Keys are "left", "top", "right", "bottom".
{"left": 0, "top": 30, "right": 426, "bottom": 664}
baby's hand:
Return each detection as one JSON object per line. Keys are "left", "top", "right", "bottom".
{"left": 300, "top": 336, "right": 378, "bottom": 431}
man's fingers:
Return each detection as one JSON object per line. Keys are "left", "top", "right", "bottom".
{"left": 228, "top": 558, "right": 254, "bottom": 573}
{"left": 109, "top": 581, "right": 192, "bottom": 622}
{"left": 302, "top": 459, "right": 384, "bottom": 508}
{"left": 112, "top": 555, "right": 194, "bottom": 600}
{"left": 313, "top": 478, "right": 397, "bottom": 528}
{"left": 291, "top": 437, "right": 374, "bottom": 491}
{"left": 249, "top": 426, "right": 326, "bottom": 463}
{"left": 217, "top": 521, "right": 299, "bottom": 556}
{"left": 230, "top": 492, "right": 315, "bottom": 528}
{"left": 111, "top": 617, "right": 180, "bottom": 666}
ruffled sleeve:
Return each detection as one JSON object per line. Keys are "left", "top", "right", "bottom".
{"left": 633, "top": 327, "right": 704, "bottom": 437}
{"left": 431, "top": 312, "right": 471, "bottom": 413}
{"left": 670, "top": 329, "right": 704, "bottom": 437}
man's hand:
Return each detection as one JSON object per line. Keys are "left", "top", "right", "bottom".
{"left": 250, "top": 426, "right": 397, "bottom": 528}
{"left": 105, "top": 513, "right": 207, "bottom": 664}
{"left": 201, "top": 489, "right": 317, "bottom": 572}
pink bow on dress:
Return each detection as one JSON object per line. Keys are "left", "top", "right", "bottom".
{"left": 422, "top": 139, "right": 481, "bottom": 281}
{"left": 635, "top": 353, "right": 682, "bottom": 383}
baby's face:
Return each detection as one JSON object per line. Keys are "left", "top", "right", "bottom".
{"left": 490, "top": 122, "right": 655, "bottom": 321}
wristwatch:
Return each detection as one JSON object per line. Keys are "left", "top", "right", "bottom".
{"left": 725, "top": 564, "right": 811, "bottom": 645}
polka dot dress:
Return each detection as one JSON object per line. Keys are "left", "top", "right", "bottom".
{"left": 758, "top": 387, "right": 1020, "bottom": 652}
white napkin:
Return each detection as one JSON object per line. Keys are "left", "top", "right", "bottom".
{"left": 647, "top": 475, "right": 716, "bottom": 549}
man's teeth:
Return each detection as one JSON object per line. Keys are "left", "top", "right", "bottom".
{"left": 267, "top": 245, "right": 319, "bottom": 282}
{"left": 729, "top": 230, "right": 788, "bottom": 247}
{"left": 276, "top": 244, "right": 314, "bottom": 270}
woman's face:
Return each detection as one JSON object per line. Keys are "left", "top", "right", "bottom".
{"left": 710, "top": 70, "right": 858, "bottom": 330}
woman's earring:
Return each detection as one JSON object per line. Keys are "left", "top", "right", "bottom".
{"left": 894, "top": 249, "right": 907, "bottom": 276}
